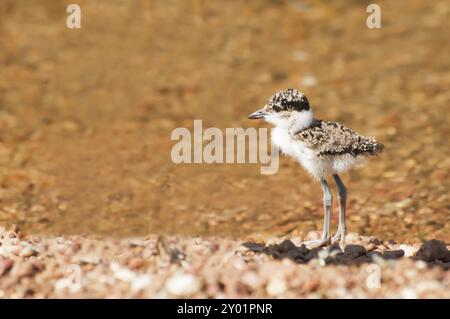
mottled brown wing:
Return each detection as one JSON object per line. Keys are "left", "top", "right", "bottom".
{"left": 293, "top": 120, "right": 383, "bottom": 157}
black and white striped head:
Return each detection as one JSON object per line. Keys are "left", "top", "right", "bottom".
{"left": 249, "top": 89, "right": 313, "bottom": 128}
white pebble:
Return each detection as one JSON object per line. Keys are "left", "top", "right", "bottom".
{"left": 0, "top": 245, "right": 20, "bottom": 256}
{"left": 110, "top": 262, "right": 136, "bottom": 282}
{"left": 166, "top": 272, "right": 201, "bottom": 296}
{"left": 415, "top": 260, "right": 427, "bottom": 269}
{"left": 400, "top": 288, "right": 417, "bottom": 299}
{"left": 19, "top": 245, "right": 39, "bottom": 257}
{"left": 131, "top": 275, "right": 152, "bottom": 293}
{"left": 266, "top": 276, "right": 287, "bottom": 297}
{"left": 398, "top": 244, "right": 417, "bottom": 257}
{"left": 54, "top": 277, "right": 81, "bottom": 294}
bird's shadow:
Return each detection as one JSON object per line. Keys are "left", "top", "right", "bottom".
{"left": 241, "top": 239, "right": 450, "bottom": 269}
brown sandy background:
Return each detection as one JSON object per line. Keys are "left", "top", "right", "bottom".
{"left": 0, "top": 1, "right": 449, "bottom": 242}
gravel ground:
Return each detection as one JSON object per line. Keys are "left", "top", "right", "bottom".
{"left": 0, "top": 225, "right": 448, "bottom": 298}
{"left": 0, "top": 0, "right": 449, "bottom": 243}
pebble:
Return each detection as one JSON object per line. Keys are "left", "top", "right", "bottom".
{"left": 416, "top": 240, "right": 449, "bottom": 262}
{"left": 365, "top": 243, "right": 377, "bottom": 252}
{"left": 278, "top": 240, "right": 297, "bottom": 253}
{"left": 401, "top": 288, "right": 418, "bottom": 299}
{"left": 54, "top": 277, "right": 81, "bottom": 294}
{"left": 110, "top": 262, "right": 136, "bottom": 282}
{"left": 0, "top": 257, "right": 14, "bottom": 276}
{"left": 345, "top": 233, "right": 360, "bottom": 244}
{"left": 266, "top": 276, "right": 287, "bottom": 296}
{"left": 369, "top": 238, "right": 382, "bottom": 246}
{"left": 290, "top": 237, "right": 303, "bottom": 247}
{"left": 305, "top": 231, "right": 321, "bottom": 241}
{"left": 128, "top": 258, "right": 145, "bottom": 270}
{"left": 0, "top": 244, "right": 20, "bottom": 256}
{"left": 166, "top": 272, "right": 201, "bottom": 296}
{"left": 241, "top": 271, "right": 262, "bottom": 289}
{"left": 79, "top": 254, "right": 102, "bottom": 265}
{"left": 0, "top": 226, "right": 6, "bottom": 238}
{"left": 398, "top": 244, "right": 418, "bottom": 258}
{"left": 383, "top": 250, "right": 405, "bottom": 260}
{"left": 12, "top": 263, "right": 36, "bottom": 278}
{"left": 344, "top": 245, "right": 366, "bottom": 258}
{"left": 131, "top": 275, "right": 152, "bottom": 293}
{"left": 19, "top": 245, "right": 39, "bottom": 257}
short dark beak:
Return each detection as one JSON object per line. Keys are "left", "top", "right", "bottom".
{"left": 248, "top": 108, "right": 267, "bottom": 120}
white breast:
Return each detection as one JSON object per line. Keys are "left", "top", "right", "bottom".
{"left": 271, "top": 127, "right": 297, "bottom": 157}
{"left": 271, "top": 127, "right": 330, "bottom": 180}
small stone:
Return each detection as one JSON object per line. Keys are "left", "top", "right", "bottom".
{"left": 398, "top": 244, "right": 418, "bottom": 258}
{"left": 166, "top": 272, "right": 201, "bottom": 296}
{"left": 305, "top": 231, "right": 321, "bottom": 241}
{"left": 110, "top": 262, "right": 136, "bottom": 282}
{"left": 131, "top": 275, "right": 152, "bottom": 293}
{"left": 241, "top": 271, "right": 263, "bottom": 289}
{"left": 286, "top": 249, "right": 301, "bottom": 260}
{"left": 79, "top": 254, "right": 102, "bottom": 265}
{"left": 0, "top": 226, "right": 6, "bottom": 238}
{"left": 12, "top": 263, "right": 36, "bottom": 278}
{"left": 0, "top": 257, "right": 14, "bottom": 276}
{"left": 383, "top": 250, "right": 405, "bottom": 259}
{"left": 278, "top": 239, "right": 296, "bottom": 253}
{"left": 0, "top": 245, "right": 20, "bottom": 256}
{"left": 290, "top": 236, "right": 303, "bottom": 247}
{"left": 401, "top": 288, "right": 418, "bottom": 299}
{"left": 71, "top": 242, "right": 82, "bottom": 253}
{"left": 369, "top": 238, "right": 382, "bottom": 246}
{"left": 365, "top": 243, "right": 377, "bottom": 252}
{"left": 416, "top": 240, "right": 449, "bottom": 262}
{"left": 415, "top": 260, "right": 427, "bottom": 269}
{"left": 266, "top": 276, "right": 287, "bottom": 296}
{"left": 287, "top": 245, "right": 309, "bottom": 260}
{"left": 241, "top": 242, "right": 265, "bottom": 253}
{"left": 19, "top": 245, "right": 39, "bottom": 257}
{"left": 345, "top": 233, "right": 360, "bottom": 244}
{"left": 344, "top": 245, "right": 366, "bottom": 258}
{"left": 304, "top": 250, "right": 319, "bottom": 261}
{"left": 128, "top": 257, "right": 145, "bottom": 270}
{"left": 54, "top": 277, "right": 81, "bottom": 294}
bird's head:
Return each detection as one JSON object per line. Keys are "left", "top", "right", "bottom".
{"left": 248, "top": 88, "right": 313, "bottom": 129}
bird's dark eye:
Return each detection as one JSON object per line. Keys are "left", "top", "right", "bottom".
{"left": 273, "top": 105, "right": 282, "bottom": 112}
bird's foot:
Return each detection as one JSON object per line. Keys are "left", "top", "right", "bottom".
{"left": 303, "top": 236, "right": 331, "bottom": 250}
{"left": 331, "top": 229, "right": 346, "bottom": 250}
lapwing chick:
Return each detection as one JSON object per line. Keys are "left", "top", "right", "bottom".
{"left": 248, "top": 88, "right": 384, "bottom": 249}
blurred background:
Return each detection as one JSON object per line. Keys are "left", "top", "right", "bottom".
{"left": 0, "top": 0, "right": 448, "bottom": 242}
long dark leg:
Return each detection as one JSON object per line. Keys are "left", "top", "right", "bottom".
{"left": 332, "top": 174, "right": 347, "bottom": 249}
